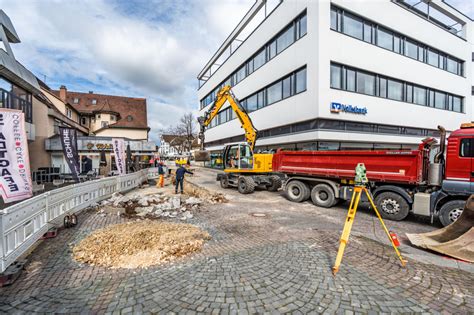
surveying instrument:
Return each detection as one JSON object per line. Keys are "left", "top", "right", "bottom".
{"left": 332, "top": 163, "right": 407, "bottom": 276}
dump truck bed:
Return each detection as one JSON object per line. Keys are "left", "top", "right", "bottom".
{"left": 272, "top": 148, "right": 427, "bottom": 185}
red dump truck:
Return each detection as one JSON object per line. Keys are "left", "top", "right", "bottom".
{"left": 272, "top": 125, "right": 474, "bottom": 226}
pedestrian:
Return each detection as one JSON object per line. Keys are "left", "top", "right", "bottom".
{"left": 157, "top": 161, "right": 165, "bottom": 188}
{"left": 175, "top": 165, "right": 193, "bottom": 194}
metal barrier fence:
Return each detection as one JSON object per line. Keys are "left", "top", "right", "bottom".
{"left": 0, "top": 170, "right": 148, "bottom": 273}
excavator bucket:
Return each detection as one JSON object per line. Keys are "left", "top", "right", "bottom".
{"left": 406, "top": 195, "right": 474, "bottom": 262}
{"left": 194, "top": 150, "right": 211, "bottom": 162}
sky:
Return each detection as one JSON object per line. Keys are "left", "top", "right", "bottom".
{"left": 0, "top": 0, "right": 472, "bottom": 144}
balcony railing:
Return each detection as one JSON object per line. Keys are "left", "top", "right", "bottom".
{"left": 0, "top": 88, "right": 33, "bottom": 123}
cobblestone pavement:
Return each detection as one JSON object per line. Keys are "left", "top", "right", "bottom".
{"left": 0, "top": 167, "right": 473, "bottom": 314}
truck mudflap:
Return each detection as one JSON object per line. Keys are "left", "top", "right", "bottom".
{"left": 406, "top": 195, "right": 474, "bottom": 262}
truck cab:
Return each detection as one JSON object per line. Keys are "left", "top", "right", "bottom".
{"left": 432, "top": 123, "right": 474, "bottom": 226}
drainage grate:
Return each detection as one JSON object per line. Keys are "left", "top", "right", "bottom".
{"left": 250, "top": 213, "right": 267, "bottom": 218}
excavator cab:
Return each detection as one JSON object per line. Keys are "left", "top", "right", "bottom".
{"left": 223, "top": 143, "right": 254, "bottom": 170}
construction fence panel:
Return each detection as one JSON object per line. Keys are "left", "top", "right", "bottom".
{"left": 0, "top": 170, "right": 148, "bottom": 273}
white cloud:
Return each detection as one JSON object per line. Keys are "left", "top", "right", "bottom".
{"left": 0, "top": 0, "right": 253, "bottom": 142}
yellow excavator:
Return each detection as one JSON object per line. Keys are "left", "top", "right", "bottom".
{"left": 195, "top": 85, "right": 281, "bottom": 194}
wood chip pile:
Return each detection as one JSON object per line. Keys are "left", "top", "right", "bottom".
{"left": 73, "top": 221, "right": 211, "bottom": 269}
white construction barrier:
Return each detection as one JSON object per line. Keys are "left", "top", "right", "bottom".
{"left": 0, "top": 169, "right": 148, "bottom": 273}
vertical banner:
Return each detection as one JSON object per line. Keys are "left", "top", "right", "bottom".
{"left": 0, "top": 110, "right": 33, "bottom": 203}
{"left": 112, "top": 138, "right": 126, "bottom": 175}
{"left": 59, "top": 127, "right": 80, "bottom": 182}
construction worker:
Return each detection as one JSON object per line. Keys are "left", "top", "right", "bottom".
{"left": 175, "top": 165, "right": 193, "bottom": 194}
{"left": 156, "top": 162, "right": 165, "bottom": 188}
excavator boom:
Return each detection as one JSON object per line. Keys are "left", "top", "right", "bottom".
{"left": 195, "top": 85, "right": 258, "bottom": 161}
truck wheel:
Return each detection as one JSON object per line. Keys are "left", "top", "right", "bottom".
{"left": 220, "top": 176, "right": 229, "bottom": 189}
{"left": 311, "top": 184, "right": 335, "bottom": 208}
{"left": 374, "top": 192, "right": 409, "bottom": 221}
{"left": 439, "top": 200, "right": 465, "bottom": 227}
{"left": 285, "top": 180, "right": 309, "bottom": 202}
{"left": 237, "top": 176, "right": 255, "bottom": 194}
{"left": 267, "top": 175, "right": 282, "bottom": 192}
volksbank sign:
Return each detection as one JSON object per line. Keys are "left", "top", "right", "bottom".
{"left": 330, "top": 102, "right": 367, "bottom": 115}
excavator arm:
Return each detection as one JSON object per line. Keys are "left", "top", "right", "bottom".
{"left": 196, "top": 85, "right": 258, "bottom": 161}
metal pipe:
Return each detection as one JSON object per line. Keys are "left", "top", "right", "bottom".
{"left": 434, "top": 125, "right": 446, "bottom": 163}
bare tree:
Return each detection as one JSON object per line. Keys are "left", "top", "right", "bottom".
{"left": 159, "top": 113, "right": 196, "bottom": 155}
{"left": 176, "top": 113, "right": 196, "bottom": 153}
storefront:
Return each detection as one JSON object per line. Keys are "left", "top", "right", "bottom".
{"left": 45, "top": 136, "right": 157, "bottom": 175}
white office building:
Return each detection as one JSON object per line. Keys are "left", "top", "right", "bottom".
{"left": 197, "top": 0, "right": 472, "bottom": 166}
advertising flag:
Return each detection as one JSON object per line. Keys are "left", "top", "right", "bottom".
{"left": 112, "top": 138, "right": 126, "bottom": 175}
{"left": 0, "top": 110, "right": 33, "bottom": 203}
{"left": 59, "top": 127, "right": 80, "bottom": 182}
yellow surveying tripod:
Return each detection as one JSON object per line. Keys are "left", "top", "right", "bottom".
{"left": 332, "top": 163, "right": 407, "bottom": 276}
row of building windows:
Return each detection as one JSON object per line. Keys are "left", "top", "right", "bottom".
{"left": 200, "top": 10, "right": 307, "bottom": 110}
{"left": 207, "top": 67, "right": 307, "bottom": 129}
{"left": 330, "top": 5, "right": 464, "bottom": 76}
{"left": 204, "top": 118, "right": 440, "bottom": 148}
{"left": 330, "top": 62, "right": 463, "bottom": 113}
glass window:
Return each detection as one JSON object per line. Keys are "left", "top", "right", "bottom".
{"left": 330, "top": 8, "right": 338, "bottom": 30}
{"left": 246, "top": 94, "right": 258, "bottom": 112}
{"left": 429, "top": 90, "right": 435, "bottom": 107}
{"left": 330, "top": 64, "right": 342, "bottom": 89}
{"left": 267, "top": 81, "right": 282, "bottom": 105}
{"left": 73, "top": 98, "right": 79, "bottom": 104}
{"left": 346, "top": 69, "right": 356, "bottom": 92}
{"left": 459, "top": 139, "right": 473, "bottom": 157}
{"left": 418, "top": 46, "right": 425, "bottom": 62}
{"left": 356, "top": 71, "right": 375, "bottom": 95}
{"left": 235, "top": 65, "right": 246, "bottom": 84}
{"left": 434, "top": 91, "right": 446, "bottom": 109}
{"left": 379, "top": 78, "right": 387, "bottom": 98}
{"left": 257, "top": 90, "right": 265, "bottom": 108}
{"left": 387, "top": 79, "right": 403, "bottom": 101}
{"left": 253, "top": 49, "right": 266, "bottom": 70}
{"left": 406, "top": 84, "right": 413, "bottom": 103}
{"left": 377, "top": 28, "right": 393, "bottom": 50}
{"left": 428, "top": 49, "right": 439, "bottom": 67}
{"left": 363, "top": 22, "right": 372, "bottom": 43}
{"left": 343, "top": 13, "right": 363, "bottom": 40}
{"left": 452, "top": 96, "right": 462, "bottom": 112}
{"left": 405, "top": 40, "right": 418, "bottom": 59}
{"left": 440, "top": 54, "right": 447, "bottom": 70}
{"left": 295, "top": 68, "right": 307, "bottom": 93}
{"left": 393, "top": 35, "right": 401, "bottom": 53}
{"left": 299, "top": 14, "right": 307, "bottom": 37}
{"left": 268, "top": 40, "right": 277, "bottom": 59}
{"left": 277, "top": 25, "right": 295, "bottom": 54}
{"left": 91, "top": 99, "right": 97, "bottom": 105}
{"left": 282, "top": 76, "right": 292, "bottom": 98}
{"left": 247, "top": 59, "right": 254, "bottom": 75}
{"left": 413, "top": 86, "right": 426, "bottom": 105}
{"left": 446, "top": 57, "right": 458, "bottom": 74}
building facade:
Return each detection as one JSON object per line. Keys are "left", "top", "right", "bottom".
{"left": 0, "top": 10, "right": 40, "bottom": 142}
{"left": 197, "top": 0, "right": 472, "bottom": 164}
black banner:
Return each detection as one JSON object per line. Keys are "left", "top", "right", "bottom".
{"left": 59, "top": 127, "right": 80, "bottom": 182}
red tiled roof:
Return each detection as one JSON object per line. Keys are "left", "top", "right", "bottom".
{"left": 52, "top": 90, "right": 148, "bottom": 129}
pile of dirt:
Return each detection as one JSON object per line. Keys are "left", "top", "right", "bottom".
{"left": 73, "top": 221, "right": 211, "bottom": 269}
{"left": 184, "top": 181, "right": 227, "bottom": 204}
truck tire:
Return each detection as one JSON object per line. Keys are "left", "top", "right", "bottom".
{"left": 374, "top": 192, "right": 409, "bottom": 221}
{"left": 220, "top": 175, "right": 229, "bottom": 189}
{"left": 439, "top": 200, "right": 465, "bottom": 227}
{"left": 285, "top": 180, "right": 310, "bottom": 202}
{"left": 237, "top": 176, "right": 255, "bottom": 194}
{"left": 311, "top": 184, "right": 335, "bottom": 208}
{"left": 267, "top": 175, "right": 282, "bottom": 192}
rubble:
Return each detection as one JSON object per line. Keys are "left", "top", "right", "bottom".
{"left": 72, "top": 221, "right": 211, "bottom": 269}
